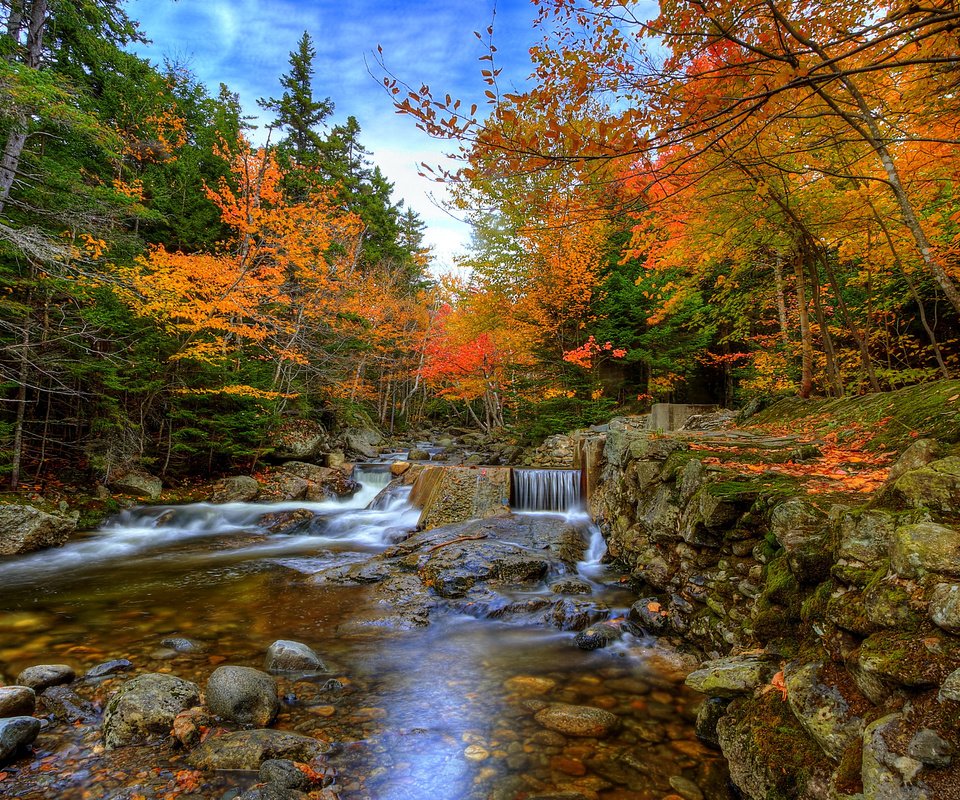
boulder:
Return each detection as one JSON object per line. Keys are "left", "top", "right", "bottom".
{"left": 939, "top": 668, "right": 960, "bottom": 702}
{"left": 858, "top": 629, "right": 960, "bottom": 687}
{"left": 861, "top": 714, "right": 930, "bottom": 800}
{"left": 0, "top": 716, "right": 41, "bottom": 764}
{"left": 279, "top": 462, "right": 359, "bottom": 499}
{"left": 838, "top": 510, "right": 894, "bottom": 565}
{"left": 410, "top": 466, "right": 511, "bottom": 530}
{"left": 205, "top": 665, "right": 279, "bottom": 727}
{"left": 264, "top": 640, "right": 326, "bottom": 674}
{"left": 41, "top": 685, "right": 97, "bottom": 723}
{"left": 574, "top": 623, "right": 623, "bottom": 650}
{"left": 892, "top": 456, "right": 960, "bottom": 514}
{"left": 102, "top": 673, "right": 200, "bottom": 749}
{"left": 259, "top": 758, "right": 314, "bottom": 790}
{"left": 343, "top": 428, "right": 383, "bottom": 459}
{"left": 258, "top": 509, "right": 314, "bottom": 534}
{"left": 210, "top": 475, "right": 260, "bottom": 503}
{"left": 258, "top": 473, "right": 310, "bottom": 502}
{"left": 887, "top": 439, "right": 939, "bottom": 483}
{"left": 685, "top": 654, "right": 774, "bottom": 698}
{"left": 408, "top": 448, "right": 431, "bottom": 461}
{"left": 0, "top": 505, "right": 76, "bottom": 555}
{"left": 187, "top": 729, "right": 329, "bottom": 770}
{"left": 110, "top": 470, "right": 162, "bottom": 499}
{"left": 270, "top": 420, "right": 328, "bottom": 461}
{"left": 890, "top": 522, "right": 960, "bottom": 579}
{"left": 533, "top": 703, "right": 620, "bottom": 737}
{"left": 0, "top": 687, "right": 35, "bottom": 718}
{"left": 627, "top": 597, "right": 671, "bottom": 635}
{"left": 907, "top": 729, "right": 954, "bottom": 768}
{"left": 16, "top": 664, "right": 75, "bottom": 691}
{"left": 783, "top": 662, "right": 866, "bottom": 761}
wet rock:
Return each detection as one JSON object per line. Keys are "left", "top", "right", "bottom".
{"left": 390, "top": 461, "right": 410, "bottom": 476}
{"left": 408, "top": 448, "right": 431, "bottom": 460}
{"left": 84, "top": 659, "right": 134, "bottom": 679}
{"left": 161, "top": 637, "right": 205, "bottom": 654}
{"left": 892, "top": 456, "right": 960, "bottom": 515}
{"left": 685, "top": 654, "right": 774, "bottom": 698}
{"left": 628, "top": 597, "right": 671, "bottom": 635}
{"left": 695, "top": 697, "right": 729, "bottom": 746}
{"left": 102, "top": 673, "right": 200, "bottom": 749}
{"left": 281, "top": 462, "right": 359, "bottom": 500}
{"left": 41, "top": 685, "right": 97, "bottom": 723}
{"left": 907, "top": 729, "right": 954, "bottom": 768}
{"left": 863, "top": 580, "right": 919, "bottom": 629}
{"left": 929, "top": 582, "right": 960, "bottom": 633}
{"left": 258, "top": 509, "right": 315, "bottom": 534}
{"left": 549, "top": 578, "right": 592, "bottom": 595}
{"left": 16, "top": 664, "right": 75, "bottom": 691}
{"left": 171, "top": 706, "right": 214, "bottom": 748}
{"left": 548, "top": 596, "right": 610, "bottom": 631}
{"left": 503, "top": 676, "right": 557, "bottom": 695}
{"left": 211, "top": 475, "right": 260, "bottom": 503}
{"left": 259, "top": 758, "right": 318, "bottom": 790}
{"left": 770, "top": 499, "right": 832, "bottom": 583}
{"left": 239, "top": 786, "right": 309, "bottom": 800}
{"left": 265, "top": 640, "right": 327, "bottom": 673}
{"left": 0, "top": 716, "right": 41, "bottom": 764}
{"left": 533, "top": 703, "right": 620, "bottom": 737}
{"left": 258, "top": 474, "right": 311, "bottom": 503}
{"left": 187, "top": 729, "right": 329, "bottom": 770}
{"left": 206, "top": 665, "right": 279, "bottom": 727}
{"left": 783, "top": 662, "right": 865, "bottom": 761}
{"left": 680, "top": 487, "right": 739, "bottom": 547}
{"left": 0, "top": 686, "right": 35, "bottom": 718}
{"left": 574, "top": 623, "right": 623, "bottom": 650}
{"left": 669, "top": 775, "right": 705, "bottom": 800}
{"left": 891, "top": 522, "right": 960, "bottom": 579}
{"left": 411, "top": 466, "right": 511, "bottom": 529}
{"left": 0, "top": 505, "right": 76, "bottom": 555}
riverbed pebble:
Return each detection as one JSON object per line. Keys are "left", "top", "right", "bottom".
{"left": 0, "top": 716, "right": 41, "bottom": 764}
{"left": 534, "top": 703, "right": 621, "bottom": 737}
{"left": 265, "top": 640, "right": 326, "bottom": 673}
{"left": 102, "top": 672, "right": 200, "bottom": 749}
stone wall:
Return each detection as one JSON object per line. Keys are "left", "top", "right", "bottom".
{"left": 585, "top": 428, "right": 960, "bottom": 800}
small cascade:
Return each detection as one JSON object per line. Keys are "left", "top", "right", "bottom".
{"left": 351, "top": 463, "right": 394, "bottom": 506}
{"left": 511, "top": 468, "right": 583, "bottom": 513}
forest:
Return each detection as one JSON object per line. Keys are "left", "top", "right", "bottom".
{"left": 2, "top": 0, "right": 958, "bottom": 490}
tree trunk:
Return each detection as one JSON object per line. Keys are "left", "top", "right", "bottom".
{"left": 793, "top": 255, "right": 813, "bottom": 398}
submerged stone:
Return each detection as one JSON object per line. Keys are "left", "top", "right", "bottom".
{"left": 206, "top": 665, "right": 279, "bottom": 727}
{"left": 0, "top": 716, "right": 41, "bottom": 764}
{"left": 188, "top": 729, "right": 329, "bottom": 770}
{"left": 534, "top": 703, "right": 620, "bottom": 737}
{"left": 102, "top": 673, "right": 200, "bottom": 749}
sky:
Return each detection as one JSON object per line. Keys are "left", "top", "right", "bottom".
{"left": 126, "top": 0, "right": 544, "bottom": 273}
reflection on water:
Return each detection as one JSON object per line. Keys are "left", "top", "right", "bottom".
{"left": 0, "top": 467, "right": 730, "bottom": 800}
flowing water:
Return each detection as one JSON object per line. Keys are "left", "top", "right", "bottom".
{"left": 0, "top": 466, "right": 730, "bottom": 800}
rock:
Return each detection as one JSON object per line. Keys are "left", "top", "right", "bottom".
{"left": 408, "top": 448, "right": 431, "bottom": 461}
{"left": 271, "top": 419, "right": 329, "bottom": 461}
{"left": 770, "top": 499, "right": 832, "bottom": 583}
{"left": 0, "top": 687, "right": 35, "bottom": 718}
{"left": 258, "top": 509, "right": 314, "bottom": 534}
{"left": 534, "top": 703, "right": 620, "bottom": 737}
{"left": 239, "top": 786, "right": 309, "bottom": 800}
{"left": 783, "top": 662, "right": 865, "bottom": 761}
{"left": 628, "top": 597, "right": 671, "bottom": 635}
{"left": 84, "top": 659, "right": 134, "bottom": 679}
{"left": 892, "top": 456, "right": 960, "bottom": 514}
{"left": 861, "top": 714, "right": 929, "bottom": 800}
{"left": 907, "top": 729, "right": 954, "bottom": 768}
{"left": 669, "top": 775, "right": 705, "bottom": 800}
{"left": 0, "top": 505, "right": 76, "bottom": 555}
{"left": 343, "top": 428, "right": 383, "bottom": 459}
{"left": 41, "top": 685, "right": 97, "bottom": 723}
{"left": 0, "top": 716, "right": 41, "bottom": 764}
{"left": 549, "top": 578, "right": 592, "bottom": 595}
{"left": 102, "top": 673, "right": 200, "bottom": 749}
{"left": 929, "top": 583, "right": 960, "bottom": 633}
{"left": 858, "top": 629, "right": 960, "bottom": 687}
{"left": 695, "top": 697, "right": 728, "bottom": 746}
{"left": 258, "top": 473, "right": 311, "bottom": 502}
{"left": 16, "top": 664, "right": 75, "bottom": 691}
{"left": 503, "top": 676, "right": 557, "bottom": 695}
{"left": 390, "top": 461, "right": 411, "bottom": 476}
{"left": 259, "top": 758, "right": 313, "bottom": 790}
{"left": 939, "top": 668, "right": 960, "bottom": 702}
{"left": 574, "top": 624, "right": 622, "bottom": 650}
{"left": 685, "top": 654, "right": 774, "bottom": 698}
{"left": 160, "top": 637, "right": 205, "bottom": 654}
{"left": 211, "top": 475, "right": 260, "bottom": 503}
{"left": 838, "top": 510, "right": 894, "bottom": 565}
{"left": 171, "top": 706, "right": 214, "bottom": 748}
{"left": 205, "top": 665, "right": 279, "bottom": 727}
{"left": 264, "top": 640, "right": 326, "bottom": 673}
{"left": 887, "top": 439, "right": 939, "bottom": 483}
{"left": 187, "top": 729, "right": 329, "bottom": 770}
{"left": 280, "top": 462, "right": 359, "bottom": 499}
{"left": 890, "top": 522, "right": 960, "bottom": 579}
{"left": 110, "top": 470, "right": 162, "bottom": 499}
{"left": 410, "top": 466, "right": 511, "bottom": 530}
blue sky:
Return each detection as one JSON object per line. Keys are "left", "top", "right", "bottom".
{"left": 127, "top": 0, "right": 544, "bottom": 272}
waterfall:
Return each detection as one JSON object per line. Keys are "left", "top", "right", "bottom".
{"left": 511, "top": 468, "right": 583, "bottom": 512}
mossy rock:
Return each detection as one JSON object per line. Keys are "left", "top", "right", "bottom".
{"left": 761, "top": 555, "right": 801, "bottom": 607}
{"left": 858, "top": 629, "right": 960, "bottom": 687}
{"left": 717, "top": 692, "right": 834, "bottom": 800}
{"left": 862, "top": 578, "right": 922, "bottom": 630}
{"left": 826, "top": 590, "right": 876, "bottom": 636}
{"left": 800, "top": 581, "right": 834, "bottom": 625}
{"left": 892, "top": 457, "right": 960, "bottom": 515}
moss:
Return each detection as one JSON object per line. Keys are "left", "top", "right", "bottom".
{"left": 760, "top": 554, "right": 799, "bottom": 607}
{"left": 661, "top": 449, "right": 700, "bottom": 481}
{"left": 830, "top": 563, "right": 880, "bottom": 587}
{"left": 800, "top": 580, "right": 834, "bottom": 624}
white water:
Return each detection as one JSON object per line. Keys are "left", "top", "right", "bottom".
{"left": 0, "top": 466, "right": 418, "bottom": 590}
{"left": 511, "top": 468, "right": 583, "bottom": 512}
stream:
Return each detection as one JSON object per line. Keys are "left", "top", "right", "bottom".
{"left": 0, "top": 466, "right": 732, "bottom": 800}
